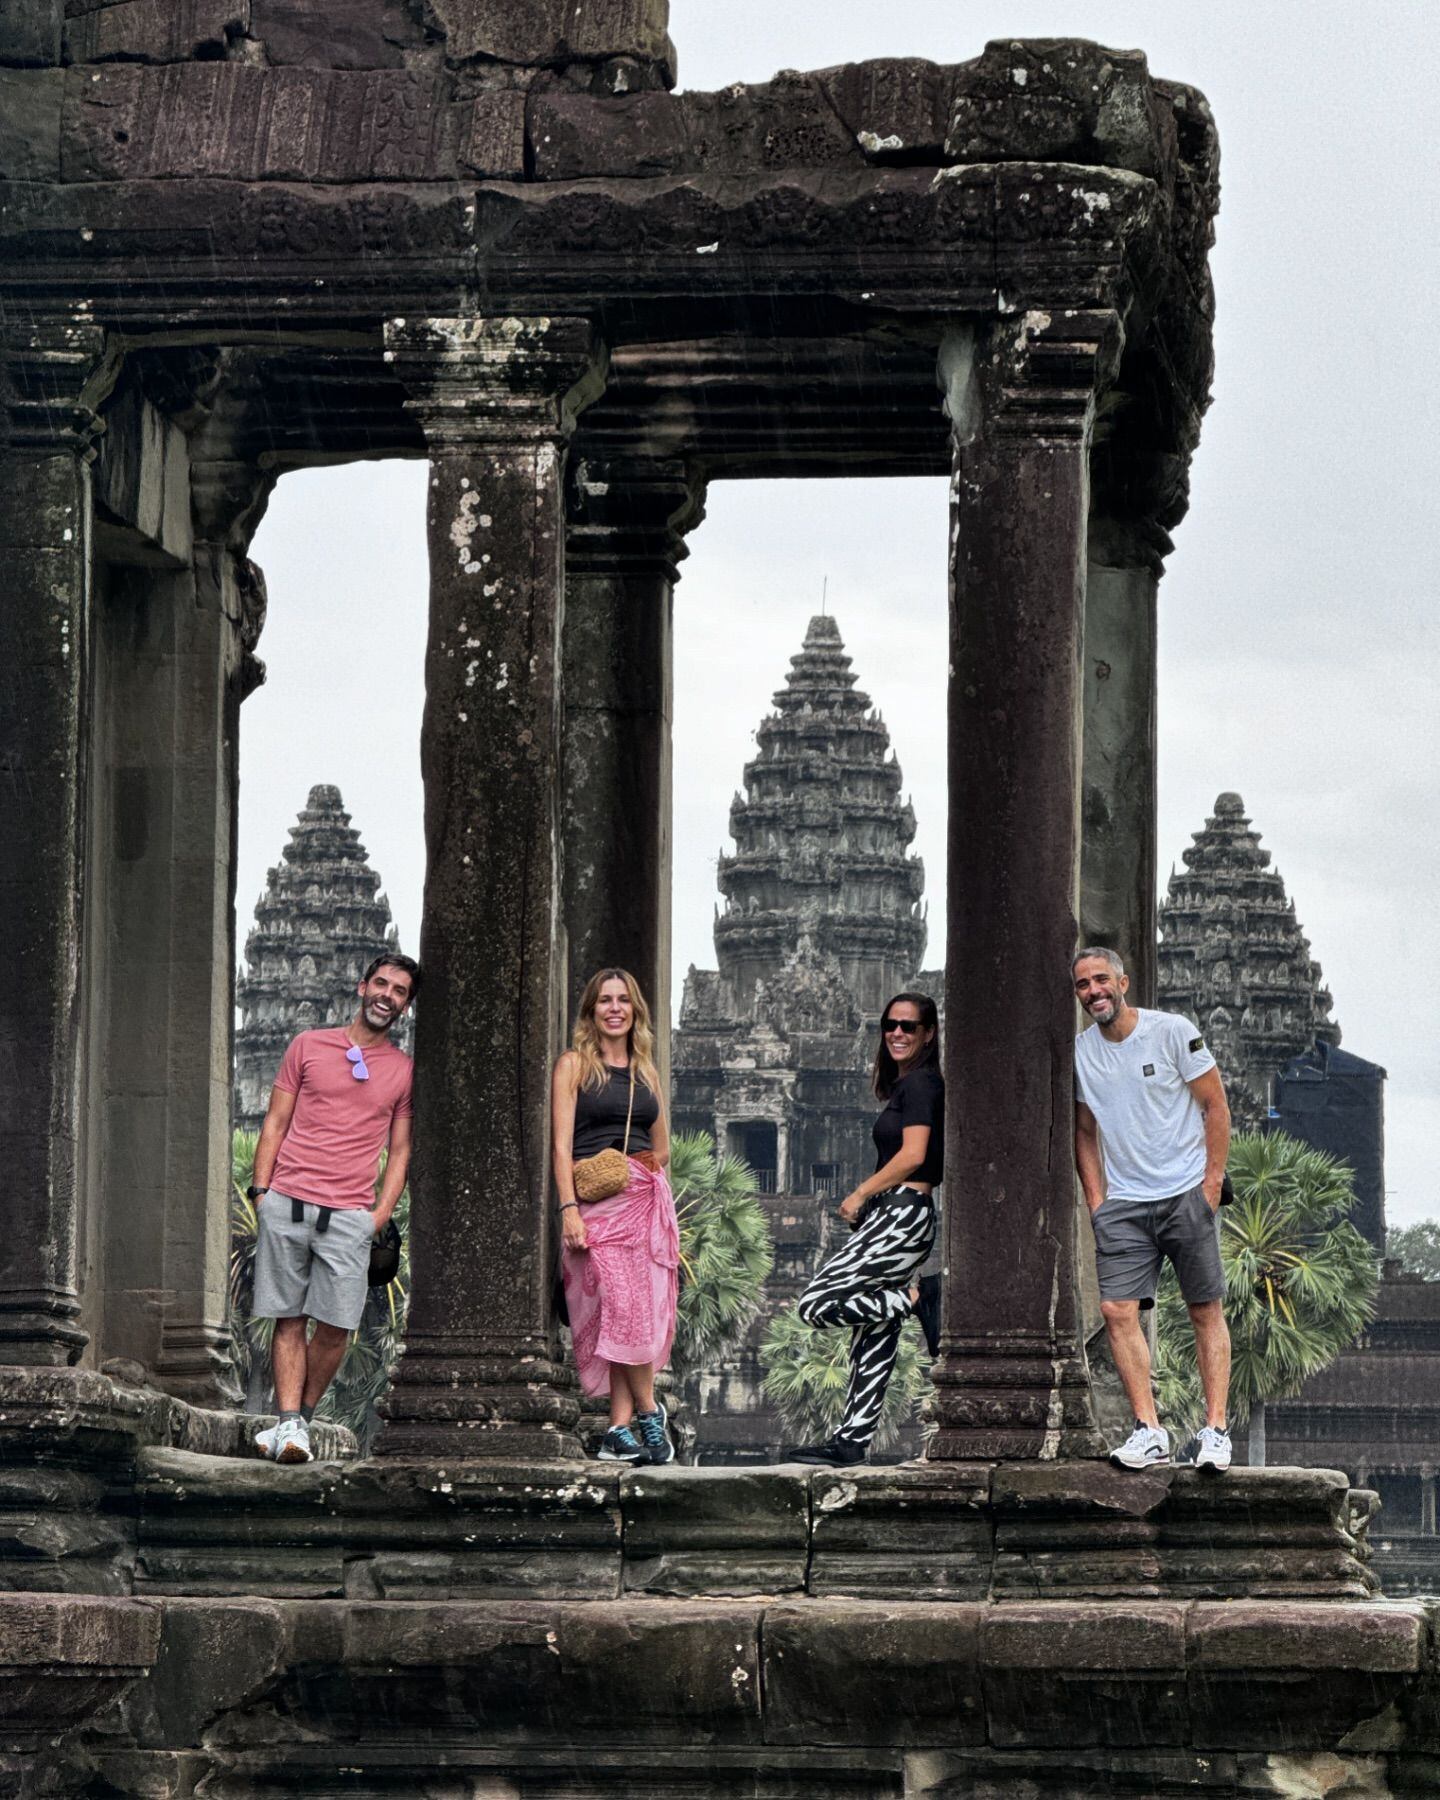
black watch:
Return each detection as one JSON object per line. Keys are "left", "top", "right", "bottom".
{"left": 247, "top": 1185, "right": 269, "bottom": 1201}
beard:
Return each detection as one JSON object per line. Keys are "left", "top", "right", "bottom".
{"left": 362, "top": 1000, "right": 399, "bottom": 1034}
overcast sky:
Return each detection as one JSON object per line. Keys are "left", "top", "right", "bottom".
{"left": 240, "top": 1, "right": 1439, "bottom": 1226}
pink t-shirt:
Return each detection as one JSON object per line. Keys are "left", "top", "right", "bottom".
{"left": 270, "top": 1028, "right": 414, "bottom": 1210}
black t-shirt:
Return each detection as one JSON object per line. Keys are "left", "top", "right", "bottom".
{"left": 571, "top": 1062, "right": 658, "bottom": 1159}
{"left": 872, "top": 1064, "right": 945, "bottom": 1185}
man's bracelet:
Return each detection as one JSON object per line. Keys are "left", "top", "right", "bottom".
{"left": 558, "top": 1201, "right": 580, "bottom": 1213}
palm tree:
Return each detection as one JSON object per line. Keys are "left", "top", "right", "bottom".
{"left": 760, "top": 1304, "right": 930, "bottom": 1455}
{"left": 1154, "top": 1130, "right": 1379, "bottom": 1463}
{"left": 669, "top": 1130, "right": 774, "bottom": 1379}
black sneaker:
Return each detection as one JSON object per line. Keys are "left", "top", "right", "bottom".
{"left": 791, "top": 1437, "right": 866, "bottom": 1467}
{"left": 633, "top": 1402, "right": 675, "bottom": 1465}
{"left": 597, "top": 1424, "right": 646, "bottom": 1462}
{"left": 914, "top": 1273, "right": 942, "bottom": 1359}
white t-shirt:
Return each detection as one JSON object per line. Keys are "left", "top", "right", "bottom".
{"left": 1074, "top": 1009, "right": 1217, "bottom": 1202}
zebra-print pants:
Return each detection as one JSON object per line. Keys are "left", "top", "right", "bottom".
{"left": 796, "top": 1186, "right": 936, "bottom": 1450}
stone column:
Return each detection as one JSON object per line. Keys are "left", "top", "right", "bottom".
{"left": 1080, "top": 497, "right": 1170, "bottom": 1004}
{"left": 81, "top": 391, "right": 269, "bottom": 1401}
{"left": 378, "top": 316, "right": 606, "bottom": 1460}
{"left": 0, "top": 319, "right": 112, "bottom": 1365}
{"left": 562, "top": 456, "right": 704, "bottom": 1084}
{"left": 928, "top": 313, "right": 1120, "bottom": 1461}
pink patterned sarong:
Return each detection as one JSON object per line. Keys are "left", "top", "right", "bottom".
{"left": 562, "top": 1158, "right": 680, "bottom": 1398}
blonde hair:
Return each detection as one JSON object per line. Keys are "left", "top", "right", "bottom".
{"left": 572, "top": 967, "right": 662, "bottom": 1100}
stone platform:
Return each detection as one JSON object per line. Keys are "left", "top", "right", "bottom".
{"left": 4, "top": 1370, "right": 1438, "bottom": 1794}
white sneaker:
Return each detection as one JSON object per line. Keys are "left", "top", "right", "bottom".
{"left": 273, "top": 1417, "right": 313, "bottom": 1465}
{"left": 1193, "top": 1425, "right": 1232, "bottom": 1473}
{"left": 252, "top": 1422, "right": 280, "bottom": 1460}
{"left": 1109, "top": 1422, "right": 1171, "bottom": 1470}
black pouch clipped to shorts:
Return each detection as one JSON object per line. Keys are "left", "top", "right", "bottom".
{"left": 368, "top": 1220, "right": 402, "bottom": 1287}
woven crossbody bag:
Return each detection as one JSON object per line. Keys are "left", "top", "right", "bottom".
{"left": 572, "top": 1063, "right": 636, "bottom": 1204}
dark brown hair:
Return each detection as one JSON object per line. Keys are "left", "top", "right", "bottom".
{"left": 361, "top": 951, "right": 423, "bottom": 999}
{"left": 871, "top": 991, "right": 941, "bottom": 1100}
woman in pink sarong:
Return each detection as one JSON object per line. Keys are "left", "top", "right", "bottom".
{"left": 551, "top": 968, "right": 680, "bottom": 1464}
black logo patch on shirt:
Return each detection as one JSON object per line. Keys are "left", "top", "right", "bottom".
{"left": 1142, "top": 1064, "right": 1156, "bottom": 1077}
{"left": 1189, "top": 1037, "right": 1205, "bottom": 1054}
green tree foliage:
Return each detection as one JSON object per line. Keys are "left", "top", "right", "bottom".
{"left": 1387, "top": 1220, "right": 1440, "bottom": 1282}
{"left": 760, "top": 1304, "right": 930, "bottom": 1455}
{"left": 669, "top": 1130, "right": 774, "bottom": 1379}
{"left": 1154, "top": 1131, "right": 1379, "bottom": 1458}
{"left": 226, "top": 1129, "right": 410, "bottom": 1452}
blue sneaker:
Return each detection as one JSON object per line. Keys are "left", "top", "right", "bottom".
{"left": 633, "top": 1403, "right": 675, "bottom": 1465}
{"left": 597, "top": 1424, "right": 645, "bottom": 1462}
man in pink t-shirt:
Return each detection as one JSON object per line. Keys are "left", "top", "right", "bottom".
{"left": 248, "top": 951, "right": 420, "bottom": 1464}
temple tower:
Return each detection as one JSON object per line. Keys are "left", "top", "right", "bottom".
{"left": 674, "top": 615, "right": 938, "bottom": 1459}
{"left": 713, "top": 614, "right": 926, "bottom": 1022}
{"left": 1158, "top": 792, "right": 1339, "bottom": 1128}
{"left": 234, "top": 785, "right": 406, "bottom": 1131}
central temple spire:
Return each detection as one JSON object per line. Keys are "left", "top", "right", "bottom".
{"left": 711, "top": 614, "right": 925, "bottom": 1019}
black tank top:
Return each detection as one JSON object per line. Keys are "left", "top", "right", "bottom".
{"left": 571, "top": 1063, "right": 658, "bottom": 1159}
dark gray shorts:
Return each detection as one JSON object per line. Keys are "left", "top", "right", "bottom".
{"left": 1089, "top": 1185, "right": 1225, "bottom": 1308}
{"left": 252, "top": 1190, "right": 374, "bottom": 1330}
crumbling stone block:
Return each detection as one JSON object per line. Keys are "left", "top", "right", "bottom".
{"left": 529, "top": 89, "right": 688, "bottom": 181}
{"left": 763, "top": 1601, "right": 985, "bottom": 1747}
{"left": 947, "top": 38, "right": 1175, "bottom": 181}
{"left": 1187, "top": 1601, "right": 1426, "bottom": 1751}
{"left": 426, "top": 0, "right": 673, "bottom": 72}
{"left": 0, "top": 69, "right": 63, "bottom": 181}
{"left": 677, "top": 73, "right": 860, "bottom": 173}
{"left": 620, "top": 1465, "right": 809, "bottom": 1596}
{"left": 277, "top": 1600, "right": 765, "bottom": 1742}
{"left": 64, "top": 0, "right": 248, "bottom": 64}
{"left": 0, "top": 1594, "right": 160, "bottom": 1746}
{"left": 982, "top": 1601, "right": 1188, "bottom": 1749}
{"left": 60, "top": 64, "right": 466, "bottom": 184}
{"left": 250, "top": 0, "right": 419, "bottom": 69}
{"left": 0, "top": 0, "right": 62, "bottom": 66}
{"left": 818, "top": 58, "right": 957, "bottom": 161}
{"left": 809, "top": 1462, "right": 992, "bottom": 1600}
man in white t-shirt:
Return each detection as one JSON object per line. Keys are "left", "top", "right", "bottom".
{"left": 1072, "top": 947, "right": 1233, "bottom": 1473}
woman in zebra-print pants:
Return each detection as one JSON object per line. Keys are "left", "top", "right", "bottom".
{"left": 792, "top": 993, "right": 945, "bottom": 1467}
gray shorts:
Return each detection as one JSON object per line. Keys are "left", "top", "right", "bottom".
{"left": 252, "top": 1190, "right": 374, "bottom": 1330}
{"left": 1090, "top": 1185, "right": 1225, "bottom": 1308}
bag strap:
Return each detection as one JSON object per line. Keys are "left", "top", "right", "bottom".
{"left": 621, "top": 1061, "right": 636, "bottom": 1156}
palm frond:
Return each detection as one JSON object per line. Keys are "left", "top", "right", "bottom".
{"left": 759, "top": 1303, "right": 928, "bottom": 1453}
{"left": 669, "top": 1130, "right": 774, "bottom": 1377}
{"left": 1154, "top": 1130, "right": 1378, "bottom": 1431}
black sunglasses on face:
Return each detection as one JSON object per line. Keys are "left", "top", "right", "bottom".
{"left": 882, "top": 1019, "right": 923, "bottom": 1036}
